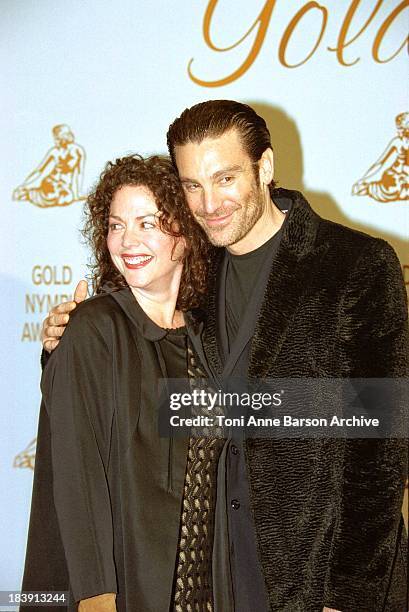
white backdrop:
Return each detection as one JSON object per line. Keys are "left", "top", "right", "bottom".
{"left": 1, "top": 0, "right": 408, "bottom": 595}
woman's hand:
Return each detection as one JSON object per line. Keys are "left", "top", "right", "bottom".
{"left": 42, "top": 280, "right": 88, "bottom": 351}
{"left": 78, "top": 592, "right": 117, "bottom": 611}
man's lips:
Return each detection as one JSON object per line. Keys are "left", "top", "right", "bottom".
{"left": 121, "top": 254, "right": 153, "bottom": 269}
{"left": 202, "top": 211, "right": 234, "bottom": 227}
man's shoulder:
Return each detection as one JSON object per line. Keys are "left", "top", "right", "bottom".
{"left": 275, "top": 187, "right": 390, "bottom": 254}
{"left": 318, "top": 215, "right": 397, "bottom": 264}
{"left": 281, "top": 187, "right": 400, "bottom": 272}
{"left": 319, "top": 215, "right": 379, "bottom": 244}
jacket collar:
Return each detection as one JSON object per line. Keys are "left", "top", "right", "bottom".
{"left": 200, "top": 248, "right": 225, "bottom": 377}
{"left": 103, "top": 285, "right": 171, "bottom": 341}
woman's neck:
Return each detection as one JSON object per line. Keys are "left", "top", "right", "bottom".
{"left": 130, "top": 285, "right": 185, "bottom": 329}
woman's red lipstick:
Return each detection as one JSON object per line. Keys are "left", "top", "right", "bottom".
{"left": 121, "top": 254, "right": 153, "bottom": 269}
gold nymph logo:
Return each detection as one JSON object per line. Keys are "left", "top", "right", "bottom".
{"left": 352, "top": 112, "right": 409, "bottom": 203}
{"left": 13, "top": 438, "right": 36, "bottom": 470}
{"left": 13, "top": 124, "right": 86, "bottom": 208}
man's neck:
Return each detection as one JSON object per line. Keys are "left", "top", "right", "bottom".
{"left": 227, "top": 196, "right": 285, "bottom": 256}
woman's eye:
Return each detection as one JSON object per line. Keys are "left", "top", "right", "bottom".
{"left": 141, "top": 221, "right": 156, "bottom": 230}
{"left": 184, "top": 183, "right": 200, "bottom": 193}
{"left": 109, "top": 223, "right": 122, "bottom": 231}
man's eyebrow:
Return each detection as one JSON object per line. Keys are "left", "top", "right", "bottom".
{"left": 179, "top": 165, "right": 244, "bottom": 183}
{"left": 212, "top": 165, "right": 243, "bottom": 179}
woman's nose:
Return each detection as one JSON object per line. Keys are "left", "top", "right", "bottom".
{"left": 121, "top": 226, "right": 142, "bottom": 248}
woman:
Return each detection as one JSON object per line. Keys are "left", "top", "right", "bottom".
{"left": 21, "top": 154, "right": 223, "bottom": 612}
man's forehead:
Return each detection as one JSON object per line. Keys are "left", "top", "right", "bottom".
{"left": 176, "top": 128, "right": 242, "bottom": 152}
{"left": 175, "top": 129, "right": 251, "bottom": 173}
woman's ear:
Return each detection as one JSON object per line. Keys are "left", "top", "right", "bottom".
{"left": 172, "top": 235, "right": 187, "bottom": 262}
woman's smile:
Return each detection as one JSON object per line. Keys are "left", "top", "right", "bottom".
{"left": 121, "top": 254, "right": 153, "bottom": 269}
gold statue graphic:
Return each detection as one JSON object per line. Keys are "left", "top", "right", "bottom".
{"left": 13, "top": 438, "right": 36, "bottom": 470}
{"left": 13, "top": 124, "right": 86, "bottom": 208}
{"left": 352, "top": 112, "right": 409, "bottom": 202}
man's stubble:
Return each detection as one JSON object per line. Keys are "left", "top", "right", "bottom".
{"left": 193, "top": 182, "right": 264, "bottom": 248}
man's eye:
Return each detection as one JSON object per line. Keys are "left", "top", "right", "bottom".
{"left": 220, "top": 176, "right": 233, "bottom": 185}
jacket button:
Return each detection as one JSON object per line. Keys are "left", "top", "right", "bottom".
{"left": 231, "top": 499, "right": 240, "bottom": 510}
{"left": 231, "top": 444, "right": 239, "bottom": 455}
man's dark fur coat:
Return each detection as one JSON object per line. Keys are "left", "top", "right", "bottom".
{"left": 199, "top": 189, "right": 408, "bottom": 612}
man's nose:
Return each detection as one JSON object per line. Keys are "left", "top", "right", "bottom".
{"left": 202, "top": 187, "right": 219, "bottom": 215}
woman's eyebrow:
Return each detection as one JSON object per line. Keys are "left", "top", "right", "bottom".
{"left": 108, "top": 213, "right": 157, "bottom": 221}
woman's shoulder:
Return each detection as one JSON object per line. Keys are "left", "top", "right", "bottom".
{"left": 61, "top": 291, "right": 129, "bottom": 345}
{"left": 43, "top": 291, "right": 138, "bottom": 381}
{"left": 71, "top": 291, "right": 121, "bottom": 319}
{"left": 68, "top": 291, "right": 113, "bottom": 321}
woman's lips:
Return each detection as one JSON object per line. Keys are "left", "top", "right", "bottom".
{"left": 121, "top": 254, "right": 153, "bottom": 269}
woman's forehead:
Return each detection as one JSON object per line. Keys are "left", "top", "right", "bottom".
{"left": 110, "top": 185, "right": 158, "bottom": 215}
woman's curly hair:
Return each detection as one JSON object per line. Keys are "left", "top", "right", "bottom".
{"left": 82, "top": 154, "right": 212, "bottom": 310}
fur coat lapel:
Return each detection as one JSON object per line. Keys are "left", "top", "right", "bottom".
{"left": 201, "top": 189, "right": 329, "bottom": 378}
{"left": 201, "top": 247, "right": 224, "bottom": 377}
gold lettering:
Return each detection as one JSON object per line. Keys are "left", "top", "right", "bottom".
{"left": 328, "top": 0, "right": 383, "bottom": 66}
{"left": 188, "top": 0, "right": 276, "bottom": 87}
{"left": 279, "top": 1, "right": 327, "bottom": 68}
{"left": 46, "top": 294, "right": 72, "bottom": 312}
{"left": 373, "top": 1, "right": 409, "bottom": 63}
{"left": 25, "top": 295, "right": 36, "bottom": 314}
{"left": 32, "top": 265, "right": 42, "bottom": 285}
{"left": 31, "top": 265, "right": 73, "bottom": 286}
{"left": 37, "top": 294, "right": 47, "bottom": 311}
{"left": 190, "top": 0, "right": 407, "bottom": 86}
{"left": 21, "top": 323, "right": 31, "bottom": 342}
{"left": 21, "top": 322, "right": 42, "bottom": 342}
{"left": 25, "top": 293, "right": 73, "bottom": 314}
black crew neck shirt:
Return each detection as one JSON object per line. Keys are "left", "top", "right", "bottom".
{"left": 225, "top": 229, "right": 282, "bottom": 349}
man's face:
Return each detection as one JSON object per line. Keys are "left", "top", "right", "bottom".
{"left": 175, "top": 129, "right": 264, "bottom": 247}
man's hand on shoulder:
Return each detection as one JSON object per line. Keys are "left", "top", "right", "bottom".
{"left": 42, "top": 280, "right": 88, "bottom": 352}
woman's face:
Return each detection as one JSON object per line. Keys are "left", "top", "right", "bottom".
{"left": 107, "top": 185, "right": 184, "bottom": 293}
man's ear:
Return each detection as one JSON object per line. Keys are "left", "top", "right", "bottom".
{"left": 258, "top": 148, "right": 274, "bottom": 187}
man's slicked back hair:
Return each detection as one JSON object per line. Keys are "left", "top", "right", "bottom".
{"left": 167, "top": 100, "right": 276, "bottom": 191}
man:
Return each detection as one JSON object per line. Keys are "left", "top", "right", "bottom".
{"left": 42, "top": 100, "right": 408, "bottom": 611}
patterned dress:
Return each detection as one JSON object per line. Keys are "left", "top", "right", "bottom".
{"left": 172, "top": 345, "right": 225, "bottom": 612}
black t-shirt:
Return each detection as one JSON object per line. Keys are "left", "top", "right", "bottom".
{"left": 225, "top": 229, "right": 282, "bottom": 349}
